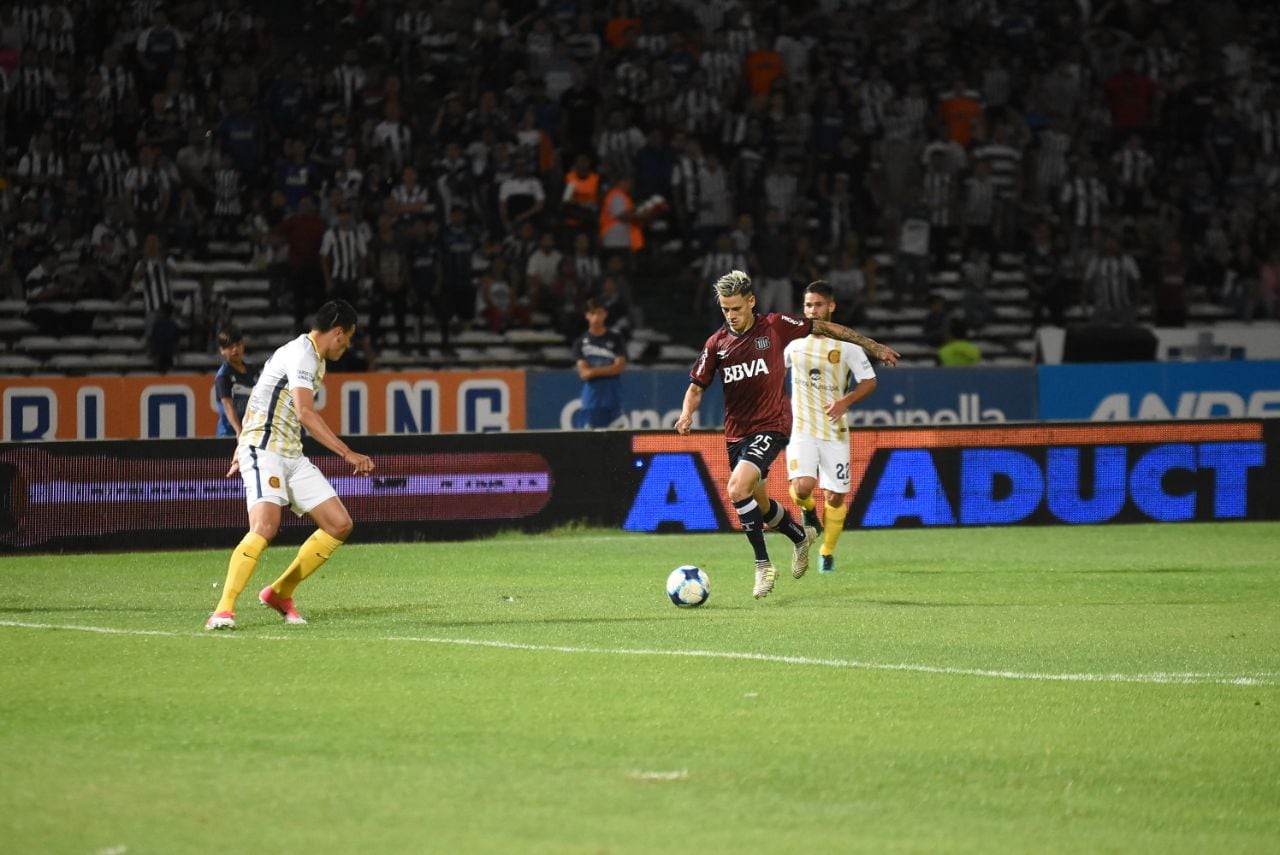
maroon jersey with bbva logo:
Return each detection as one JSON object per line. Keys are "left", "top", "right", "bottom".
{"left": 690, "top": 312, "right": 813, "bottom": 441}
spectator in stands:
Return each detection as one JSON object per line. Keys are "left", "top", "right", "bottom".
{"left": 136, "top": 7, "right": 185, "bottom": 96}
{"left": 131, "top": 233, "right": 174, "bottom": 330}
{"left": 371, "top": 101, "right": 412, "bottom": 173}
{"left": 597, "top": 108, "right": 645, "bottom": 179}
{"left": 24, "top": 248, "right": 76, "bottom": 335}
{"left": 498, "top": 155, "right": 546, "bottom": 234}
{"left": 181, "top": 272, "right": 227, "bottom": 352}
{"left": 599, "top": 173, "right": 645, "bottom": 266}
{"left": 1083, "top": 230, "right": 1142, "bottom": 326}
{"left": 921, "top": 293, "right": 950, "bottom": 349}
{"left": 476, "top": 255, "right": 527, "bottom": 333}
{"left": 125, "top": 144, "right": 172, "bottom": 234}
{"left": 693, "top": 150, "right": 732, "bottom": 250}
{"left": 279, "top": 195, "right": 327, "bottom": 329}
{"left": 561, "top": 153, "right": 601, "bottom": 233}
{"left": 0, "top": 0, "right": 1269, "bottom": 380}
{"left": 405, "top": 215, "right": 447, "bottom": 353}
{"left": 16, "top": 131, "right": 64, "bottom": 198}
{"left": 1024, "top": 221, "right": 1066, "bottom": 327}
{"left": 217, "top": 94, "right": 266, "bottom": 180}
{"left": 937, "top": 78, "right": 983, "bottom": 148}
{"left": 750, "top": 206, "right": 793, "bottom": 315}
{"left": 892, "top": 187, "right": 932, "bottom": 310}
{"left": 277, "top": 138, "right": 319, "bottom": 213}
{"left": 169, "top": 186, "right": 206, "bottom": 259}
{"left": 568, "top": 232, "right": 601, "bottom": 291}
{"left": 597, "top": 274, "right": 633, "bottom": 342}
{"left": 440, "top": 205, "right": 479, "bottom": 341}
{"left": 368, "top": 213, "right": 409, "bottom": 349}
{"left": 147, "top": 302, "right": 182, "bottom": 373}
{"left": 937, "top": 318, "right": 981, "bottom": 366}
{"left": 526, "top": 231, "right": 562, "bottom": 293}
{"left": 743, "top": 30, "right": 785, "bottom": 97}
{"left": 960, "top": 160, "right": 998, "bottom": 256}
{"left": 1060, "top": 157, "right": 1111, "bottom": 250}
{"left": 1102, "top": 50, "right": 1159, "bottom": 148}
{"left": 503, "top": 220, "right": 539, "bottom": 293}
{"left": 549, "top": 256, "right": 588, "bottom": 339}
{"left": 320, "top": 204, "right": 368, "bottom": 309}
{"left": 1112, "top": 132, "right": 1157, "bottom": 216}
{"left": 959, "top": 246, "right": 996, "bottom": 331}
{"left": 1154, "top": 239, "right": 1189, "bottom": 328}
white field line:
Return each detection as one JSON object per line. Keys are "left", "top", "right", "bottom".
{"left": 2, "top": 619, "right": 1277, "bottom": 687}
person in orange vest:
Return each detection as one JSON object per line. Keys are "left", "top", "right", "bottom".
{"left": 562, "top": 153, "right": 601, "bottom": 232}
{"left": 938, "top": 78, "right": 984, "bottom": 147}
{"left": 743, "top": 31, "right": 786, "bottom": 97}
{"left": 599, "top": 175, "right": 645, "bottom": 258}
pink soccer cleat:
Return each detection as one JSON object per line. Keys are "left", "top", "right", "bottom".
{"left": 259, "top": 586, "right": 307, "bottom": 625}
{"left": 205, "top": 611, "right": 236, "bottom": 630}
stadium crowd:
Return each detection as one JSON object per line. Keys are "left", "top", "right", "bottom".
{"left": 1, "top": 0, "right": 1278, "bottom": 371}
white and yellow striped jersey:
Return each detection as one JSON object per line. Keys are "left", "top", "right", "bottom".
{"left": 784, "top": 335, "right": 876, "bottom": 441}
{"left": 238, "top": 334, "right": 326, "bottom": 457}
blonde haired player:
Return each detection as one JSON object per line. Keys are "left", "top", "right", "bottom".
{"left": 785, "top": 281, "right": 878, "bottom": 574}
{"left": 206, "top": 299, "right": 375, "bottom": 630}
{"left": 677, "top": 270, "right": 897, "bottom": 599}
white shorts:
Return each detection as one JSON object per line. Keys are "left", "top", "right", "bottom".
{"left": 238, "top": 445, "right": 338, "bottom": 516}
{"left": 785, "top": 434, "right": 852, "bottom": 494}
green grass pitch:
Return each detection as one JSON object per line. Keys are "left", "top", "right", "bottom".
{"left": 2, "top": 523, "right": 1278, "bottom": 854}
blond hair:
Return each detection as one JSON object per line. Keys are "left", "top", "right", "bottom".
{"left": 713, "top": 269, "right": 753, "bottom": 298}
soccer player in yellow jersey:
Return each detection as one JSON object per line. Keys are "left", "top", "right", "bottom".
{"left": 206, "top": 300, "right": 375, "bottom": 630}
{"left": 784, "top": 281, "right": 878, "bottom": 574}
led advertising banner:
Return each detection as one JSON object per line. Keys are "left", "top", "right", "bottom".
{"left": 1037, "top": 361, "right": 1280, "bottom": 421}
{"left": 0, "top": 371, "right": 527, "bottom": 440}
{"left": 625, "top": 421, "right": 1278, "bottom": 532}
{"left": 526, "top": 365, "right": 1036, "bottom": 430}
{"left": 525, "top": 369, "right": 725, "bottom": 430}
{"left": 4, "top": 421, "right": 1274, "bottom": 553}
{"left": 0, "top": 433, "right": 634, "bottom": 552}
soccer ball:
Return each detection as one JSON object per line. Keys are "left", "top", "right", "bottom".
{"left": 666, "top": 565, "right": 710, "bottom": 608}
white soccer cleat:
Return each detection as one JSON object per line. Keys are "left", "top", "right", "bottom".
{"left": 792, "top": 526, "right": 817, "bottom": 579}
{"left": 753, "top": 561, "right": 777, "bottom": 599}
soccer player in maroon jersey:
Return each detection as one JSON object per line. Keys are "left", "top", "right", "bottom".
{"left": 675, "top": 270, "right": 900, "bottom": 599}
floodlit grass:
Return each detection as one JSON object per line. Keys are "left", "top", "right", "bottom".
{"left": 1, "top": 523, "right": 1278, "bottom": 854}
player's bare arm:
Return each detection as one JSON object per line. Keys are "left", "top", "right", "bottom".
{"left": 810, "top": 319, "right": 901, "bottom": 366}
{"left": 292, "top": 387, "right": 376, "bottom": 475}
{"left": 675, "top": 383, "right": 703, "bottom": 435}
{"left": 827, "top": 377, "right": 878, "bottom": 422}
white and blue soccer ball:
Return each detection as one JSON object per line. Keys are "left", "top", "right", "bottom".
{"left": 666, "top": 565, "right": 710, "bottom": 608}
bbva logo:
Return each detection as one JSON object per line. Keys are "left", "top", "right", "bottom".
{"left": 722, "top": 358, "right": 769, "bottom": 383}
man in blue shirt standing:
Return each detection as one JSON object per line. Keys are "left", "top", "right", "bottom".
{"left": 214, "top": 325, "right": 259, "bottom": 437}
{"left": 571, "top": 299, "right": 627, "bottom": 428}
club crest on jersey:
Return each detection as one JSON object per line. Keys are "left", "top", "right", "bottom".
{"left": 723, "top": 357, "right": 769, "bottom": 383}
{"left": 754, "top": 337, "right": 771, "bottom": 350}
{"left": 828, "top": 349, "right": 841, "bottom": 364}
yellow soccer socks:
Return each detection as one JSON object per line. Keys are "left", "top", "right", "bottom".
{"left": 271, "top": 529, "right": 345, "bottom": 599}
{"left": 821, "top": 503, "right": 848, "bottom": 556}
{"left": 216, "top": 532, "right": 268, "bottom": 613}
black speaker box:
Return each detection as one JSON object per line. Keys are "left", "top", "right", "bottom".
{"left": 1062, "top": 326, "right": 1158, "bottom": 363}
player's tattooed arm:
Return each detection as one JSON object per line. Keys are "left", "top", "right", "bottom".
{"left": 810, "top": 319, "right": 901, "bottom": 366}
